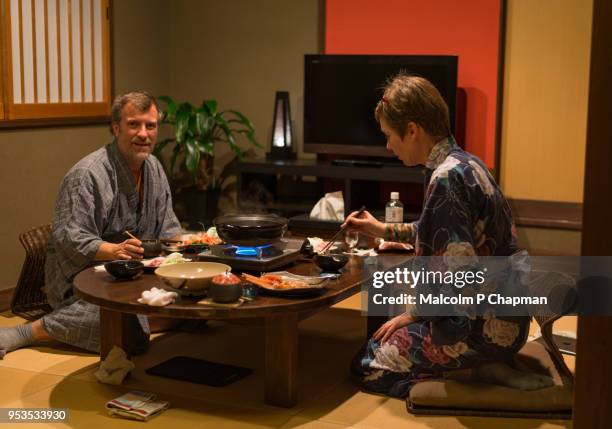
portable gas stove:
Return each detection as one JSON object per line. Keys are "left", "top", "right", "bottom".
{"left": 197, "top": 238, "right": 302, "bottom": 271}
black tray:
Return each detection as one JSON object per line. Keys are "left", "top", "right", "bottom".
{"left": 145, "top": 356, "right": 252, "bottom": 387}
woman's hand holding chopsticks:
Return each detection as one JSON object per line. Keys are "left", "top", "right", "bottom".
{"left": 341, "top": 209, "right": 387, "bottom": 238}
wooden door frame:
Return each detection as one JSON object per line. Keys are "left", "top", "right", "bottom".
{"left": 573, "top": 0, "right": 612, "bottom": 427}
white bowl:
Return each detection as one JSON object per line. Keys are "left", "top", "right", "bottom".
{"left": 154, "top": 262, "right": 231, "bottom": 294}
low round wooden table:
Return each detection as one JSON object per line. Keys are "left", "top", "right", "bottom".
{"left": 74, "top": 254, "right": 410, "bottom": 407}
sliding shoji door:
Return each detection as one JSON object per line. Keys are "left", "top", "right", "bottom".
{"left": 2, "top": 0, "right": 110, "bottom": 120}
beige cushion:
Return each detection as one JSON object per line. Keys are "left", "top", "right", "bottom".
{"left": 409, "top": 341, "right": 573, "bottom": 412}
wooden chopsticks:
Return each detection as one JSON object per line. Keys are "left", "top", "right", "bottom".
{"left": 124, "top": 230, "right": 139, "bottom": 240}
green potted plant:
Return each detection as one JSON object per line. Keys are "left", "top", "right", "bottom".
{"left": 154, "top": 96, "right": 261, "bottom": 226}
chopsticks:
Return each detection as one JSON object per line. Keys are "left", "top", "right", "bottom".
{"left": 125, "top": 230, "right": 181, "bottom": 244}
{"left": 124, "top": 230, "right": 140, "bottom": 241}
{"left": 319, "top": 206, "right": 366, "bottom": 255}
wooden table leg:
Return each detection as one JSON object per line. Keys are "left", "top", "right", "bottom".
{"left": 99, "top": 308, "right": 141, "bottom": 359}
{"left": 264, "top": 313, "right": 298, "bottom": 407}
{"left": 367, "top": 315, "right": 388, "bottom": 339}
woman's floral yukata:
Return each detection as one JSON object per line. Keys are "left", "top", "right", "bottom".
{"left": 353, "top": 136, "right": 530, "bottom": 398}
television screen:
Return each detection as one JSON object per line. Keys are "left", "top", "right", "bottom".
{"left": 304, "top": 55, "right": 458, "bottom": 157}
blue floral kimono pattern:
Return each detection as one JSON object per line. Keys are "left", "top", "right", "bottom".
{"left": 354, "top": 136, "right": 530, "bottom": 398}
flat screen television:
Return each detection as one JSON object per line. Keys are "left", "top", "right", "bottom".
{"left": 303, "top": 55, "right": 458, "bottom": 157}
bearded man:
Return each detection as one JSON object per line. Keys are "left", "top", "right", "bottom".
{"left": 0, "top": 91, "right": 181, "bottom": 357}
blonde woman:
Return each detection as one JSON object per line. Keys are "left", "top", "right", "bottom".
{"left": 343, "top": 74, "right": 550, "bottom": 397}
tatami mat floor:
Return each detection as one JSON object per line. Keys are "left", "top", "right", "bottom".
{"left": 0, "top": 303, "right": 575, "bottom": 429}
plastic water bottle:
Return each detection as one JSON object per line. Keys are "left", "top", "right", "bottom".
{"left": 385, "top": 192, "right": 404, "bottom": 223}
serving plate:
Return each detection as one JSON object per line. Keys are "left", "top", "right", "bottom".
{"left": 244, "top": 272, "right": 331, "bottom": 298}
{"left": 256, "top": 283, "right": 328, "bottom": 298}
{"left": 264, "top": 271, "right": 338, "bottom": 284}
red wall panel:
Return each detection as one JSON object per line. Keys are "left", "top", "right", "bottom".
{"left": 325, "top": 0, "right": 502, "bottom": 167}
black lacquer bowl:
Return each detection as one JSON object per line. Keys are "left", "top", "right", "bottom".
{"left": 314, "top": 253, "right": 348, "bottom": 272}
{"left": 104, "top": 260, "right": 144, "bottom": 279}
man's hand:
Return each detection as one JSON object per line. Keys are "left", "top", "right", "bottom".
{"left": 341, "top": 210, "right": 386, "bottom": 238}
{"left": 373, "top": 313, "right": 416, "bottom": 344}
{"left": 96, "top": 239, "right": 143, "bottom": 260}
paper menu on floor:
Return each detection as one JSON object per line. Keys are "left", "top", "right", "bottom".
{"left": 106, "top": 391, "right": 169, "bottom": 421}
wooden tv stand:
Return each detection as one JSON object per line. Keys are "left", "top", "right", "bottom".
{"left": 233, "top": 157, "right": 426, "bottom": 228}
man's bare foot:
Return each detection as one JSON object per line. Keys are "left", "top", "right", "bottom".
{"left": 31, "top": 320, "right": 52, "bottom": 341}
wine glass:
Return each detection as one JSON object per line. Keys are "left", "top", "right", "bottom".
{"left": 345, "top": 230, "right": 359, "bottom": 252}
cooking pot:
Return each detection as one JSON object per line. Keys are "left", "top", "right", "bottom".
{"left": 213, "top": 214, "right": 288, "bottom": 247}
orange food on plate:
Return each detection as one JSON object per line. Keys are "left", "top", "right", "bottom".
{"left": 181, "top": 232, "right": 222, "bottom": 246}
{"left": 241, "top": 273, "right": 309, "bottom": 290}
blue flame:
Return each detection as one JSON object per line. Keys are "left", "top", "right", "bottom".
{"left": 235, "top": 244, "right": 271, "bottom": 257}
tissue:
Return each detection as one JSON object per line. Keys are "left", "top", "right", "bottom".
{"left": 310, "top": 191, "right": 344, "bottom": 221}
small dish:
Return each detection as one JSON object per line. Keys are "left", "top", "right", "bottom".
{"left": 209, "top": 282, "right": 243, "bottom": 303}
{"left": 104, "top": 260, "right": 144, "bottom": 279}
{"left": 209, "top": 272, "right": 243, "bottom": 303}
{"left": 314, "top": 253, "right": 349, "bottom": 272}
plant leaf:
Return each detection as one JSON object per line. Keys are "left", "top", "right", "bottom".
{"left": 175, "top": 105, "right": 191, "bottom": 143}
{"left": 187, "top": 114, "right": 198, "bottom": 138}
{"left": 184, "top": 137, "right": 200, "bottom": 176}
{"left": 153, "top": 138, "right": 174, "bottom": 157}
{"left": 226, "top": 110, "right": 255, "bottom": 130}
{"left": 170, "top": 144, "right": 182, "bottom": 176}
{"left": 158, "top": 95, "right": 177, "bottom": 120}
{"left": 215, "top": 116, "right": 240, "bottom": 153}
{"left": 202, "top": 100, "right": 218, "bottom": 116}
{"left": 236, "top": 129, "right": 262, "bottom": 148}
{"left": 195, "top": 107, "right": 210, "bottom": 136}
{"left": 196, "top": 139, "right": 214, "bottom": 156}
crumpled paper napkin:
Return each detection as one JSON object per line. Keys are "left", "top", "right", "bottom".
{"left": 94, "top": 346, "right": 135, "bottom": 385}
{"left": 137, "top": 287, "right": 178, "bottom": 306}
{"left": 310, "top": 191, "right": 344, "bottom": 221}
